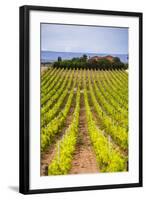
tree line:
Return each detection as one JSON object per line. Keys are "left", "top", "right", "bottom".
{"left": 53, "top": 54, "right": 128, "bottom": 70}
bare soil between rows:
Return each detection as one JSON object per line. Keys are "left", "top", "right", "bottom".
{"left": 41, "top": 89, "right": 99, "bottom": 176}
{"left": 69, "top": 92, "right": 99, "bottom": 174}
{"left": 40, "top": 92, "right": 76, "bottom": 176}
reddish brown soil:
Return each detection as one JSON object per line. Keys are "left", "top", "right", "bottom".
{"left": 89, "top": 95, "right": 128, "bottom": 158}
{"left": 40, "top": 93, "right": 76, "bottom": 176}
{"left": 41, "top": 85, "right": 99, "bottom": 176}
{"left": 69, "top": 92, "right": 99, "bottom": 174}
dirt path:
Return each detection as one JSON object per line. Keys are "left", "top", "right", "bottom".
{"left": 41, "top": 93, "right": 76, "bottom": 176}
{"left": 69, "top": 91, "right": 99, "bottom": 174}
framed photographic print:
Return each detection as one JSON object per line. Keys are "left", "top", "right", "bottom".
{"left": 19, "top": 5, "right": 143, "bottom": 194}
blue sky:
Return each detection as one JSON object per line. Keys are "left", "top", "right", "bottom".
{"left": 41, "top": 24, "right": 128, "bottom": 54}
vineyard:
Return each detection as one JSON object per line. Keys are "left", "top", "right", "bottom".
{"left": 40, "top": 68, "right": 128, "bottom": 176}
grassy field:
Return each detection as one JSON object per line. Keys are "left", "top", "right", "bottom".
{"left": 40, "top": 68, "right": 128, "bottom": 176}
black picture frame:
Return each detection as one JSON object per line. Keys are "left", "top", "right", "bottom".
{"left": 19, "top": 5, "right": 143, "bottom": 194}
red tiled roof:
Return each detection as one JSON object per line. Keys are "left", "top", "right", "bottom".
{"left": 89, "top": 55, "right": 114, "bottom": 62}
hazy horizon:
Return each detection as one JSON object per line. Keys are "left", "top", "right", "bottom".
{"left": 41, "top": 50, "right": 128, "bottom": 55}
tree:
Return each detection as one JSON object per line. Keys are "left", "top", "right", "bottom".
{"left": 80, "top": 54, "right": 88, "bottom": 62}
{"left": 113, "top": 57, "right": 121, "bottom": 63}
{"left": 58, "top": 56, "right": 62, "bottom": 62}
